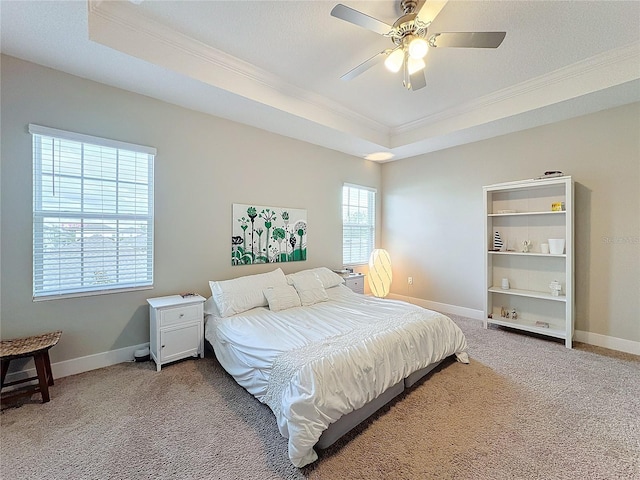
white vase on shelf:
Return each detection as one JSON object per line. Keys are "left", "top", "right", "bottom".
{"left": 548, "top": 239, "right": 565, "bottom": 255}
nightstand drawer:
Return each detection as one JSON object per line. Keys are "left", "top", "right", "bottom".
{"left": 160, "top": 304, "right": 201, "bottom": 327}
{"left": 345, "top": 274, "right": 365, "bottom": 294}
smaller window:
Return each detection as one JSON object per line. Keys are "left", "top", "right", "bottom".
{"left": 342, "top": 183, "right": 376, "bottom": 265}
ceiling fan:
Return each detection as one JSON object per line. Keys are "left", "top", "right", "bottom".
{"left": 331, "top": 0, "right": 506, "bottom": 91}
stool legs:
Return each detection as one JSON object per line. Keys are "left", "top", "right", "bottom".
{"left": 0, "top": 354, "right": 54, "bottom": 405}
{"left": 44, "top": 351, "right": 54, "bottom": 386}
{"left": 33, "top": 353, "right": 51, "bottom": 403}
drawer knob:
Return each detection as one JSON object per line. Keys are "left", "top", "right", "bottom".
{"left": 161, "top": 345, "right": 165, "bottom": 348}
{"left": 179, "top": 313, "right": 184, "bottom": 318}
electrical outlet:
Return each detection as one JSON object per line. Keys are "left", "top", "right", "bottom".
{"left": 408, "top": 276, "right": 413, "bottom": 285}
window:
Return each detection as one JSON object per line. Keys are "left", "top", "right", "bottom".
{"left": 342, "top": 183, "right": 376, "bottom": 265}
{"left": 30, "top": 124, "right": 155, "bottom": 299}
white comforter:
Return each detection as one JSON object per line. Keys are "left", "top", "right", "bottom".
{"left": 204, "top": 285, "right": 469, "bottom": 467}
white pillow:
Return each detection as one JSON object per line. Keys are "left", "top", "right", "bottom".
{"left": 289, "top": 271, "right": 329, "bottom": 306}
{"left": 311, "top": 267, "right": 345, "bottom": 289}
{"left": 209, "top": 268, "right": 287, "bottom": 317}
{"left": 203, "top": 296, "right": 221, "bottom": 317}
{"left": 286, "top": 267, "right": 344, "bottom": 289}
{"left": 263, "top": 285, "right": 302, "bottom": 312}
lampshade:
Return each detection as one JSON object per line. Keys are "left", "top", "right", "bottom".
{"left": 408, "top": 37, "right": 428, "bottom": 59}
{"left": 384, "top": 49, "right": 404, "bottom": 73}
{"left": 368, "top": 249, "right": 392, "bottom": 298}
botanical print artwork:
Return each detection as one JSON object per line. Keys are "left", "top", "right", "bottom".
{"left": 232, "top": 204, "right": 307, "bottom": 265}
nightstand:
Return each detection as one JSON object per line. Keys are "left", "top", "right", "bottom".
{"left": 147, "top": 294, "right": 205, "bottom": 372}
{"left": 344, "top": 273, "right": 365, "bottom": 294}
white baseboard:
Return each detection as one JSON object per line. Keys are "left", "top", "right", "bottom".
{"left": 574, "top": 330, "right": 640, "bottom": 356}
{"left": 388, "top": 293, "right": 640, "bottom": 356}
{"left": 4, "top": 342, "right": 150, "bottom": 385}
{"left": 387, "top": 293, "right": 485, "bottom": 320}
{"left": 4, "top": 306, "right": 638, "bottom": 387}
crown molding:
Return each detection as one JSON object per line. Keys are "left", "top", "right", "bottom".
{"left": 87, "top": 0, "right": 390, "bottom": 145}
{"left": 392, "top": 42, "right": 640, "bottom": 139}
{"left": 86, "top": 0, "right": 639, "bottom": 156}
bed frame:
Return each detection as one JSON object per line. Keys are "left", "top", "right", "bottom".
{"left": 204, "top": 335, "right": 453, "bottom": 453}
{"left": 315, "top": 358, "right": 449, "bottom": 449}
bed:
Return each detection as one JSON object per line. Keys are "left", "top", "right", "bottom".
{"left": 203, "top": 267, "right": 469, "bottom": 467}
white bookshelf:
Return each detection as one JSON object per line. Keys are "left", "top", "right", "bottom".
{"left": 483, "top": 176, "right": 574, "bottom": 348}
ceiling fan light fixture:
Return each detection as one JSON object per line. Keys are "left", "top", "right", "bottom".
{"left": 384, "top": 49, "right": 404, "bottom": 73}
{"left": 408, "top": 37, "right": 428, "bottom": 59}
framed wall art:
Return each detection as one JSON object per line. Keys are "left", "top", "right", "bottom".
{"left": 232, "top": 203, "right": 307, "bottom": 265}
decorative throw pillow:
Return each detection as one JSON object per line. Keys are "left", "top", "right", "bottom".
{"left": 289, "top": 272, "right": 329, "bottom": 306}
{"left": 263, "top": 285, "right": 302, "bottom": 312}
{"left": 209, "top": 268, "right": 287, "bottom": 317}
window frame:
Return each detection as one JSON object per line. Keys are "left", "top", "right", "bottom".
{"left": 342, "top": 183, "right": 376, "bottom": 266}
{"left": 30, "top": 124, "right": 156, "bottom": 301}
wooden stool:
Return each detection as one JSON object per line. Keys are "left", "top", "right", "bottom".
{"left": 0, "top": 331, "right": 62, "bottom": 404}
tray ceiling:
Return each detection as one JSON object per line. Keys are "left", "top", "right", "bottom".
{"left": 2, "top": 0, "right": 639, "bottom": 161}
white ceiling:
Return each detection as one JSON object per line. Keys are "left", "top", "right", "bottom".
{"left": 2, "top": 0, "right": 639, "bottom": 162}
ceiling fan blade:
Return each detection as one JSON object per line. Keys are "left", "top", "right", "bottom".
{"left": 410, "top": 70, "right": 427, "bottom": 91}
{"left": 330, "top": 4, "right": 392, "bottom": 36}
{"left": 430, "top": 32, "right": 506, "bottom": 48}
{"left": 340, "top": 50, "right": 387, "bottom": 81}
{"left": 417, "top": 0, "right": 448, "bottom": 23}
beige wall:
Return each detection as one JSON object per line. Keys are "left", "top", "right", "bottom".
{"left": 382, "top": 102, "right": 640, "bottom": 343}
{"left": 0, "top": 55, "right": 381, "bottom": 363}
{"left": 2, "top": 54, "right": 638, "bottom": 365}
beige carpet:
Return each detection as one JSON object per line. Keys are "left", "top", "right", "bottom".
{"left": 1, "top": 316, "right": 638, "bottom": 480}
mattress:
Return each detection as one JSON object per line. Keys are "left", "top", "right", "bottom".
{"left": 205, "top": 284, "right": 469, "bottom": 467}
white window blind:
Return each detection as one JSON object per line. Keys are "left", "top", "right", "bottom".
{"left": 30, "top": 124, "right": 155, "bottom": 299}
{"left": 342, "top": 183, "right": 376, "bottom": 265}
